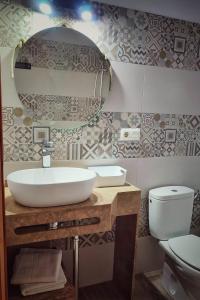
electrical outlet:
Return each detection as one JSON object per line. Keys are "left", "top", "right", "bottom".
{"left": 119, "top": 128, "right": 140, "bottom": 141}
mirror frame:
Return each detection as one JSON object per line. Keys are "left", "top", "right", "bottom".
{"left": 13, "top": 23, "right": 112, "bottom": 130}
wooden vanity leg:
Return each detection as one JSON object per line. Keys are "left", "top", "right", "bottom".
{"left": 113, "top": 214, "right": 137, "bottom": 300}
{"left": 73, "top": 236, "right": 79, "bottom": 300}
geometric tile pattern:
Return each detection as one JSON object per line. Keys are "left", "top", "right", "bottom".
{"left": 16, "top": 37, "right": 109, "bottom": 73}
{"left": 191, "top": 191, "right": 200, "bottom": 230}
{"left": 19, "top": 93, "right": 102, "bottom": 123}
{"left": 3, "top": 108, "right": 200, "bottom": 162}
{"left": 0, "top": 2, "right": 200, "bottom": 72}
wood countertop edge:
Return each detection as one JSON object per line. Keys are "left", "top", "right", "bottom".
{"left": 5, "top": 185, "right": 141, "bottom": 220}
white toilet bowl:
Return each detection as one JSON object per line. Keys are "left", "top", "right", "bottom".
{"left": 148, "top": 186, "right": 200, "bottom": 299}
{"left": 159, "top": 234, "right": 200, "bottom": 279}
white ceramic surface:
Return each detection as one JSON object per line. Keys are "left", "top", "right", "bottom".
{"left": 149, "top": 186, "right": 194, "bottom": 240}
{"left": 7, "top": 167, "right": 96, "bottom": 207}
{"left": 88, "top": 165, "right": 127, "bottom": 187}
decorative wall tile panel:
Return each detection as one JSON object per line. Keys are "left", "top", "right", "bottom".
{"left": 140, "top": 141, "right": 154, "bottom": 158}
{"left": 162, "top": 142, "right": 176, "bottom": 157}
{"left": 81, "top": 127, "right": 101, "bottom": 145}
{"left": 0, "top": 2, "right": 32, "bottom": 47}
{"left": 112, "top": 142, "right": 141, "bottom": 159}
{"left": 191, "top": 192, "right": 200, "bottom": 230}
{"left": 98, "top": 112, "right": 113, "bottom": 130}
{"left": 51, "top": 128, "right": 82, "bottom": 144}
{"left": 17, "top": 38, "right": 109, "bottom": 73}
{"left": 2, "top": 107, "right": 14, "bottom": 126}
{"left": 186, "top": 142, "right": 200, "bottom": 156}
{"left": 81, "top": 143, "right": 99, "bottom": 160}
{"left": 1, "top": 1, "right": 200, "bottom": 71}
{"left": 3, "top": 125, "right": 15, "bottom": 144}
{"left": 4, "top": 108, "right": 200, "bottom": 162}
{"left": 19, "top": 93, "right": 101, "bottom": 122}
{"left": 98, "top": 143, "right": 112, "bottom": 159}
{"left": 78, "top": 231, "right": 115, "bottom": 248}
{"left": 52, "top": 143, "right": 81, "bottom": 161}
{"left": 175, "top": 142, "right": 187, "bottom": 156}
{"left": 137, "top": 197, "right": 149, "bottom": 238}
{"left": 164, "top": 129, "right": 177, "bottom": 143}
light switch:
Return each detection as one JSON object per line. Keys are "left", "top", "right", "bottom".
{"left": 119, "top": 128, "right": 140, "bottom": 141}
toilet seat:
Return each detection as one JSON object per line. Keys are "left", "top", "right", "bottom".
{"left": 159, "top": 235, "right": 200, "bottom": 278}
{"left": 168, "top": 235, "right": 200, "bottom": 271}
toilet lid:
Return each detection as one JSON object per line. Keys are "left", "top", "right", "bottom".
{"left": 168, "top": 235, "right": 200, "bottom": 271}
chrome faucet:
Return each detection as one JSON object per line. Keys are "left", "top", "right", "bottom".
{"left": 42, "top": 141, "right": 54, "bottom": 168}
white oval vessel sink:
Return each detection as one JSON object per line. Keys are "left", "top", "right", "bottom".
{"left": 7, "top": 167, "right": 96, "bottom": 207}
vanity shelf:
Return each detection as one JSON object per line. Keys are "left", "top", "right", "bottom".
{"left": 5, "top": 184, "right": 141, "bottom": 300}
{"left": 5, "top": 185, "right": 140, "bottom": 246}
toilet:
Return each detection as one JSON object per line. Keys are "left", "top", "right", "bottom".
{"left": 149, "top": 186, "right": 200, "bottom": 300}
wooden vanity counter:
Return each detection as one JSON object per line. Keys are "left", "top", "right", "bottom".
{"left": 5, "top": 185, "right": 141, "bottom": 300}
{"left": 5, "top": 185, "right": 141, "bottom": 247}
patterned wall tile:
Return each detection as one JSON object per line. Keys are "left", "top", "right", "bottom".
{"left": 164, "top": 129, "right": 177, "bottom": 143}
{"left": 51, "top": 128, "right": 82, "bottom": 144}
{"left": 19, "top": 93, "right": 102, "bottom": 123}
{"left": 162, "top": 142, "right": 176, "bottom": 157}
{"left": 137, "top": 197, "right": 149, "bottom": 238}
{"left": 0, "top": 2, "right": 32, "bottom": 47}
{"left": 78, "top": 231, "right": 115, "bottom": 248}
{"left": 191, "top": 192, "right": 200, "bottom": 230}
{"left": 17, "top": 37, "right": 109, "bottom": 73}
{"left": 3, "top": 125, "right": 15, "bottom": 144}
{"left": 2, "top": 107, "right": 14, "bottom": 126}
{"left": 14, "top": 126, "right": 32, "bottom": 143}
{"left": 140, "top": 141, "right": 154, "bottom": 158}
{"left": 1, "top": 1, "right": 200, "bottom": 71}
{"left": 81, "top": 143, "right": 99, "bottom": 159}
{"left": 185, "top": 115, "right": 200, "bottom": 130}
{"left": 3, "top": 143, "right": 41, "bottom": 162}
{"left": 98, "top": 143, "right": 112, "bottom": 159}
{"left": 52, "top": 143, "right": 81, "bottom": 160}
{"left": 186, "top": 142, "right": 200, "bottom": 156}
{"left": 112, "top": 142, "right": 141, "bottom": 159}
{"left": 81, "top": 127, "right": 101, "bottom": 145}
{"left": 140, "top": 126, "right": 154, "bottom": 144}
{"left": 98, "top": 112, "right": 113, "bottom": 130}
{"left": 175, "top": 142, "right": 187, "bottom": 156}
{"left": 141, "top": 113, "right": 155, "bottom": 128}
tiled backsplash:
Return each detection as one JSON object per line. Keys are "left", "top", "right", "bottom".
{"left": 3, "top": 108, "right": 200, "bottom": 161}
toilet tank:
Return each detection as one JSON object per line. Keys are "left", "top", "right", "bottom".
{"left": 149, "top": 186, "right": 194, "bottom": 240}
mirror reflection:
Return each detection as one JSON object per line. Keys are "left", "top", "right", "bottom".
{"left": 14, "top": 27, "right": 111, "bottom": 128}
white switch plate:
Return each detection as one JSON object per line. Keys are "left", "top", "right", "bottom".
{"left": 119, "top": 128, "right": 140, "bottom": 141}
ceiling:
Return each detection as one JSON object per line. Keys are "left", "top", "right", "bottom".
{"left": 92, "top": 0, "right": 200, "bottom": 24}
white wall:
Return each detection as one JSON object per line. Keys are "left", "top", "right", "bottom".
{"left": 106, "top": 61, "right": 200, "bottom": 115}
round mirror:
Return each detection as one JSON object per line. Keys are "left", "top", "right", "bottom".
{"left": 14, "top": 27, "right": 111, "bottom": 129}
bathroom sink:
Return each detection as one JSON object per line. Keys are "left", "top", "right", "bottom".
{"left": 7, "top": 167, "right": 96, "bottom": 207}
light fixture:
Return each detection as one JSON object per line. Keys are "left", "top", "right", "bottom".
{"left": 78, "top": 3, "right": 93, "bottom": 21}
{"left": 39, "top": 2, "right": 52, "bottom": 15}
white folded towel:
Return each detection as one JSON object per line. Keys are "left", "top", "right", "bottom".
{"left": 20, "top": 266, "right": 67, "bottom": 296}
{"left": 11, "top": 248, "right": 62, "bottom": 285}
